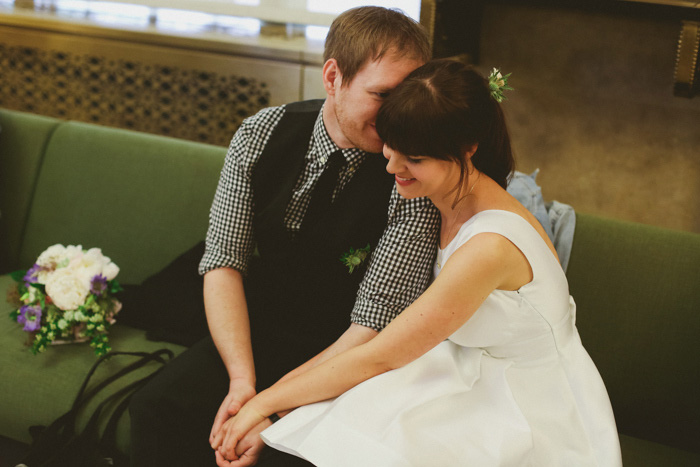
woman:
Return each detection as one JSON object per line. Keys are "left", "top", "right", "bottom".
{"left": 212, "top": 59, "right": 622, "bottom": 466}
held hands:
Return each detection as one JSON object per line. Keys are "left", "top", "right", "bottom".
{"left": 210, "top": 378, "right": 265, "bottom": 466}
{"left": 210, "top": 378, "right": 257, "bottom": 445}
{"left": 211, "top": 402, "right": 268, "bottom": 464}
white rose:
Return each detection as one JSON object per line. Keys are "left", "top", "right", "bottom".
{"left": 45, "top": 268, "right": 90, "bottom": 311}
{"left": 65, "top": 245, "right": 84, "bottom": 262}
{"left": 35, "top": 269, "right": 50, "bottom": 285}
{"left": 70, "top": 250, "right": 103, "bottom": 286}
{"left": 102, "top": 262, "right": 120, "bottom": 281}
{"left": 36, "top": 244, "right": 67, "bottom": 268}
{"left": 69, "top": 248, "right": 118, "bottom": 282}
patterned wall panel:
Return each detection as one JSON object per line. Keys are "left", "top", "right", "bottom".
{"left": 0, "top": 26, "right": 299, "bottom": 147}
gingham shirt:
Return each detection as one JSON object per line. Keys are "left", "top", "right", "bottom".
{"left": 199, "top": 104, "right": 439, "bottom": 331}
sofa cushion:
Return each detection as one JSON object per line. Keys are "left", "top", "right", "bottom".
{"left": 0, "top": 109, "right": 61, "bottom": 273}
{"left": 567, "top": 212, "right": 700, "bottom": 453}
{"left": 0, "top": 273, "right": 187, "bottom": 455}
{"left": 18, "top": 120, "right": 226, "bottom": 284}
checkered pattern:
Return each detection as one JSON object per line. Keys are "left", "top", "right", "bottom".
{"left": 200, "top": 104, "right": 440, "bottom": 331}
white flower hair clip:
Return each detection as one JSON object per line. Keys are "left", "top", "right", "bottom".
{"left": 488, "top": 68, "right": 513, "bottom": 103}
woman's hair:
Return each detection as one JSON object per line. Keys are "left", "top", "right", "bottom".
{"left": 376, "top": 59, "right": 514, "bottom": 199}
{"left": 324, "top": 6, "right": 431, "bottom": 87}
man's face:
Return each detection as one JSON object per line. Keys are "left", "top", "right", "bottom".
{"left": 325, "top": 53, "right": 423, "bottom": 153}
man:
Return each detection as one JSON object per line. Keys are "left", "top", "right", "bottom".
{"left": 129, "top": 7, "right": 438, "bottom": 466}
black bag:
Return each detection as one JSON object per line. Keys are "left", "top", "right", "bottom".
{"left": 17, "top": 349, "right": 174, "bottom": 467}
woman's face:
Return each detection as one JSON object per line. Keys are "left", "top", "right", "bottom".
{"left": 383, "top": 144, "right": 460, "bottom": 202}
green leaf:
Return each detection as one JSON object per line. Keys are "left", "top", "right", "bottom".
{"left": 108, "top": 279, "right": 123, "bottom": 294}
{"left": 9, "top": 270, "right": 27, "bottom": 282}
{"left": 29, "top": 283, "right": 46, "bottom": 294}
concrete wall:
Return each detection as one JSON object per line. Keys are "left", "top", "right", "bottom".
{"left": 477, "top": 3, "right": 699, "bottom": 233}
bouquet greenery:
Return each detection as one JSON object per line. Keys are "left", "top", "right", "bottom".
{"left": 7, "top": 244, "right": 122, "bottom": 357}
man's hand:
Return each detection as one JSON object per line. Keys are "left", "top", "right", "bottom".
{"left": 210, "top": 378, "right": 257, "bottom": 444}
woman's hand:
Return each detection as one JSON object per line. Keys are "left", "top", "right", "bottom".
{"left": 212, "top": 401, "right": 267, "bottom": 461}
{"left": 210, "top": 378, "right": 257, "bottom": 444}
{"left": 213, "top": 417, "right": 272, "bottom": 467}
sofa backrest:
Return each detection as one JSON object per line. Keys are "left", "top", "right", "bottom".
{"left": 17, "top": 119, "right": 226, "bottom": 284}
{"left": 0, "top": 109, "right": 61, "bottom": 272}
{"left": 567, "top": 212, "right": 700, "bottom": 453}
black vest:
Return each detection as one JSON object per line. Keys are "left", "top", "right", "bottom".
{"left": 245, "top": 100, "right": 394, "bottom": 388}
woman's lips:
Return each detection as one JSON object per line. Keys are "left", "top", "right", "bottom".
{"left": 395, "top": 175, "right": 416, "bottom": 186}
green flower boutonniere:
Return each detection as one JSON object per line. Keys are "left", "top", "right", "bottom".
{"left": 340, "top": 244, "right": 371, "bottom": 274}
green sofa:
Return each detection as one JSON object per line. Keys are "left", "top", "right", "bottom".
{"left": 1, "top": 108, "right": 699, "bottom": 465}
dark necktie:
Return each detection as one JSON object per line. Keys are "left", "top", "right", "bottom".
{"left": 302, "top": 150, "right": 347, "bottom": 231}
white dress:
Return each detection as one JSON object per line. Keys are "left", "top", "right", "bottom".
{"left": 261, "top": 210, "right": 622, "bottom": 466}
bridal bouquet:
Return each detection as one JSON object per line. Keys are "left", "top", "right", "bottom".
{"left": 7, "top": 244, "right": 122, "bottom": 357}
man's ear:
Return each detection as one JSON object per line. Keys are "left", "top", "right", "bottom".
{"left": 322, "top": 59, "right": 342, "bottom": 96}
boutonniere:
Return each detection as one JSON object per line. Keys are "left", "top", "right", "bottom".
{"left": 340, "top": 244, "right": 371, "bottom": 274}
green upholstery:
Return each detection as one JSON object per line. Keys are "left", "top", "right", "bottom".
{"left": 0, "top": 109, "right": 61, "bottom": 272}
{"left": 0, "top": 274, "right": 187, "bottom": 454}
{"left": 568, "top": 213, "right": 700, "bottom": 456}
{"left": 0, "top": 112, "right": 225, "bottom": 455}
{"left": 19, "top": 121, "right": 226, "bottom": 285}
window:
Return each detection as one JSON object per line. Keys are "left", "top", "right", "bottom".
{"left": 3, "top": 0, "right": 422, "bottom": 38}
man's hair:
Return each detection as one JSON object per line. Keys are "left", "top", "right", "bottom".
{"left": 324, "top": 6, "right": 431, "bottom": 86}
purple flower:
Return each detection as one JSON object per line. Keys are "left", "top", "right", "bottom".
{"left": 90, "top": 274, "right": 108, "bottom": 297}
{"left": 23, "top": 264, "right": 44, "bottom": 286}
{"left": 18, "top": 305, "right": 42, "bottom": 332}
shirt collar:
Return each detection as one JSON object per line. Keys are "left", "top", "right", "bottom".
{"left": 311, "top": 105, "right": 367, "bottom": 170}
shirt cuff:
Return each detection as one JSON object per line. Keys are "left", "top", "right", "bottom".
{"left": 198, "top": 248, "right": 248, "bottom": 276}
{"left": 350, "top": 297, "right": 402, "bottom": 332}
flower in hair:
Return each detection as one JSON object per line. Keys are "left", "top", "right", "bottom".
{"left": 488, "top": 68, "right": 513, "bottom": 103}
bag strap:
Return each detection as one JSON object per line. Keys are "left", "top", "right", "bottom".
{"left": 21, "top": 349, "right": 174, "bottom": 467}
{"left": 72, "top": 350, "right": 173, "bottom": 410}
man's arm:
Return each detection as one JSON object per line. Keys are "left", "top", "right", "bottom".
{"left": 204, "top": 268, "right": 257, "bottom": 443}
{"left": 200, "top": 107, "right": 286, "bottom": 449}
{"left": 351, "top": 187, "right": 440, "bottom": 331}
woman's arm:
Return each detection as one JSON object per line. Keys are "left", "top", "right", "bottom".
{"left": 213, "top": 232, "right": 532, "bottom": 457}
